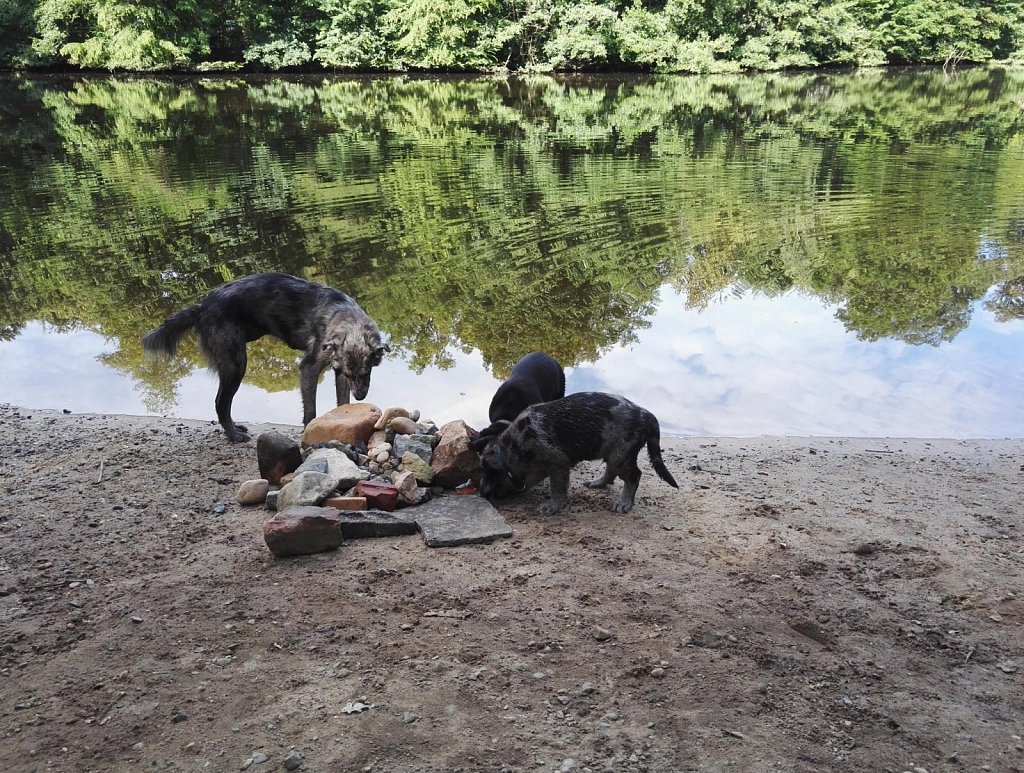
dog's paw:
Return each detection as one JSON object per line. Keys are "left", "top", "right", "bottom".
{"left": 537, "top": 501, "right": 564, "bottom": 516}
{"left": 611, "top": 500, "right": 634, "bottom": 513}
{"left": 585, "top": 478, "right": 608, "bottom": 489}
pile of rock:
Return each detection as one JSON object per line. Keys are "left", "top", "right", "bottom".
{"left": 236, "top": 403, "right": 492, "bottom": 557}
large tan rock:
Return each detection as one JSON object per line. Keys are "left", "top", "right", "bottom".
{"left": 301, "top": 403, "right": 382, "bottom": 447}
{"left": 430, "top": 420, "right": 481, "bottom": 489}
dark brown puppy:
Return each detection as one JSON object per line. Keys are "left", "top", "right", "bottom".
{"left": 470, "top": 352, "right": 565, "bottom": 452}
{"left": 477, "top": 392, "right": 678, "bottom": 514}
{"left": 142, "top": 272, "right": 388, "bottom": 442}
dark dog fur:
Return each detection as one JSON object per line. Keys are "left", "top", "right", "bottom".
{"left": 477, "top": 392, "right": 678, "bottom": 514}
{"left": 142, "top": 272, "right": 388, "bottom": 442}
{"left": 470, "top": 352, "right": 565, "bottom": 451}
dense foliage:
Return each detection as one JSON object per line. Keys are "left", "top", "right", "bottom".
{"left": 2, "top": 0, "right": 1023, "bottom": 72}
{"left": 1, "top": 69, "right": 1022, "bottom": 407}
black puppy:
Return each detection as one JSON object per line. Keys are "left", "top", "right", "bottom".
{"left": 477, "top": 392, "right": 678, "bottom": 514}
{"left": 142, "top": 272, "right": 388, "bottom": 442}
{"left": 470, "top": 352, "right": 565, "bottom": 451}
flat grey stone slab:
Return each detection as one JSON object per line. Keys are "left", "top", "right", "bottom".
{"left": 413, "top": 495, "right": 513, "bottom": 548}
{"left": 338, "top": 509, "right": 419, "bottom": 539}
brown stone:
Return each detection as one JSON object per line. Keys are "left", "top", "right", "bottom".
{"left": 301, "top": 403, "right": 382, "bottom": 447}
{"left": 368, "top": 430, "right": 389, "bottom": 451}
{"left": 430, "top": 420, "right": 482, "bottom": 489}
{"left": 236, "top": 479, "right": 270, "bottom": 506}
{"left": 388, "top": 416, "right": 418, "bottom": 435}
{"left": 354, "top": 481, "right": 400, "bottom": 512}
{"left": 263, "top": 506, "right": 343, "bottom": 557}
{"left": 257, "top": 431, "right": 302, "bottom": 486}
{"left": 322, "top": 496, "right": 368, "bottom": 511}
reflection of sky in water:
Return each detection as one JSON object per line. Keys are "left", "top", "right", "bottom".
{"left": 1, "top": 286, "right": 1021, "bottom": 438}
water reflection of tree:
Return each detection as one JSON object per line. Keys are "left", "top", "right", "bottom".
{"left": 986, "top": 276, "right": 1024, "bottom": 323}
{"left": 0, "top": 69, "right": 1022, "bottom": 399}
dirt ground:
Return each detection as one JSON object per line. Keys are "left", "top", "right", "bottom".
{"left": 1, "top": 404, "right": 1022, "bottom": 773}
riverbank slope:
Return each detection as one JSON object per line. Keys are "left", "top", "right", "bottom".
{"left": 1, "top": 406, "right": 1021, "bottom": 771}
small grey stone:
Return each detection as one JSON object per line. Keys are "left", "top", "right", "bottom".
{"left": 213, "top": 503, "right": 227, "bottom": 514}
{"left": 393, "top": 436, "right": 433, "bottom": 464}
{"left": 593, "top": 627, "right": 613, "bottom": 641}
{"left": 293, "top": 457, "right": 329, "bottom": 476}
{"left": 283, "top": 751, "right": 303, "bottom": 770}
{"left": 265, "top": 490, "right": 279, "bottom": 511}
{"left": 276, "top": 472, "right": 338, "bottom": 510}
{"left": 323, "top": 440, "right": 359, "bottom": 461}
{"left": 304, "top": 448, "right": 370, "bottom": 489}
{"left": 409, "top": 432, "right": 440, "bottom": 448}
{"left": 252, "top": 752, "right": 267, "bottom": 764}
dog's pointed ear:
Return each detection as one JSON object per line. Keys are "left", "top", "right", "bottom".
{"left": 469, "top": 435, "right": 494, "bottom": 453}
{"left": 366, "top": 330, "right": 390, "bottom": 359}
{"left": 469, "top": 421, "right": 509, "bottom": 452}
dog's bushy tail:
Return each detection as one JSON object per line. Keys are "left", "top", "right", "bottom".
{"left": 646, "top": 413, "right": 679, "bottom": 489}
{"left": 141, "top": 305, "right": 200, "bottom": 357}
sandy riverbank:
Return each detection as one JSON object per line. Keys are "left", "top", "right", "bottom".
{"left": 1, "top": 406, "right": 1021, "bottom": 772}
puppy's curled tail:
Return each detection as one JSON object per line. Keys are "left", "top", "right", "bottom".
{"left": 141, "top": 305, "right": 200, "bottom": 357}
{"left": 646, "top": 413, "right": 679, "bottom": 489}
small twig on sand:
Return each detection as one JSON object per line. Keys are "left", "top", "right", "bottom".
{"left": 688, "top": 464, "right": 730, "bottom": 475}
{"left": 97, "top": 460, "right": 104, "bottom": 483}
{"left": 865, "top": 449, "right": 896, "bottom": 454}
{"left": 964, "top": 646, "right": 976, "bottom": 663}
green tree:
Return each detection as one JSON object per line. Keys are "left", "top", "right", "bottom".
{"left": 382, "top": 0, "right": 500, "bottom": 69}
{"left": 32, "top": 0, "right": 212, "bottom": 70}
{"left": 314, "top": 0, "right": 394, "bottom": 69}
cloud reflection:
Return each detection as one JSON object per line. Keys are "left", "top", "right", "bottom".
{"left": 1, "top": 286, "right": 1022, "bottom": 439}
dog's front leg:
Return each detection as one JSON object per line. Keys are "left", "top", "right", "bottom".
{"left": 298, "top": 354, "right": 323, "bottom": 425}
{"left": 537, "top": 467, "right": 571, "bottom": 515}
{"left": 585, "top": 465, "right": 616, "bottom": 489}
{"left": 334, "top": 368, "right": 351, "bottom": 407}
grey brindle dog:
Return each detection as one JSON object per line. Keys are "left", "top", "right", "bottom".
{"left": 477, "top": 392, "right": 678, "bottom": 514}
{"left": 142, "top": 272, "right": 388, "bottom": 442}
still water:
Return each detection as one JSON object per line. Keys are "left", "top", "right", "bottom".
{"left": 1, "top": 69, "right": 1022, "bottom": 437}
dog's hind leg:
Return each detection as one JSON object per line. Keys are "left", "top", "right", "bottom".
{"left": 202, "top": 327, "right": 249, "bottom": 442}
{"left": 607, "top": 446, "right": 643, "bottom": 513}
{"left": 612, "top": 460, "right": 642, "bottom": 513}
{"left": 538, "top": 466, "right": 571, "bottom": 516}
